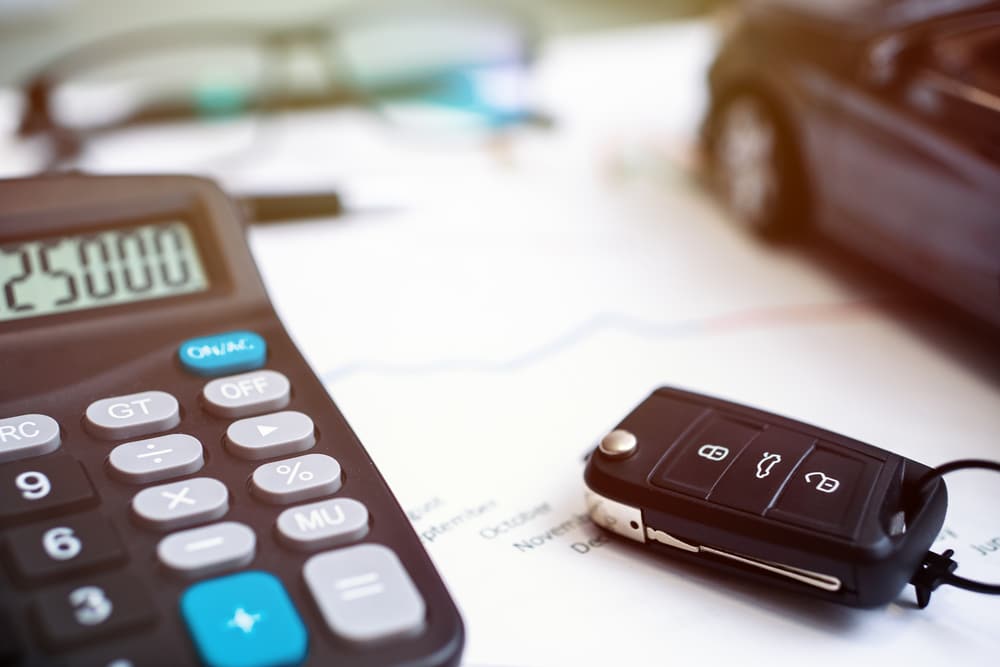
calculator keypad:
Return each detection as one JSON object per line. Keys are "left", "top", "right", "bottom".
{"left": 3, "top": 330, "right": 433, "bottom": 664}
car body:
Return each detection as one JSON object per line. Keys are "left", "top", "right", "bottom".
{"left": 703, "top": 0, "right": 1000, "bottom": 327}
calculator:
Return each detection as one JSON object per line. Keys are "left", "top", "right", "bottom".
{"left": 0, "top": 174, "right": 464, "bottom": 666}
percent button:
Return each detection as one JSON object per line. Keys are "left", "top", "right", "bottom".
{"left": 252, "top": 454, "right": 342, "bottom": 505}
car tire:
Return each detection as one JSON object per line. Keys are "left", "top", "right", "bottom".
{"left": 707, "top": 91, "right": 807, "bottom": 238}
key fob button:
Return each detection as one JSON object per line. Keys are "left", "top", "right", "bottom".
{"left": 768, "top": 446, "right": 882, "bottom": 537}
{"left": 650, "top": 417, "right": 761, "bottom": 498}
{"left": 708, "top": 428, "right": 814, "bottom": 514}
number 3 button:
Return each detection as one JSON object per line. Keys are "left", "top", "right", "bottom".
{"left": 5, "top": 512, "right": 126, "bottom": 584}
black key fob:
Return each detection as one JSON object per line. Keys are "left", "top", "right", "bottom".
{"left": 583, "top": 387, "right": 948, "bottom": 608}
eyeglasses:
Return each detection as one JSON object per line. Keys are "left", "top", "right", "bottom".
{"left": 16, "top": 4, "right": 544, "bottom": 221}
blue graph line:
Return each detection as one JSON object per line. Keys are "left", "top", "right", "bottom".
{"left": 320, "top": 299, "right": 880, "bottom": 384}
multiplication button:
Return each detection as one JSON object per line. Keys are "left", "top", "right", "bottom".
{"left": 202, "top": 370, "right": 290, "bottom": 419}
{"left": 109, "top": 434, "right": 204, "bottom": 484}
{"left": 132, "top": 478, "right": 228, "bottom": 530}
{"left": 0, "top": 414, "right": 60, "bottom": 462}
{"left": 85, "top": 391, "right": 180, "bottom": 440}
{"left": 304, "top": 544, "right": 426, "bottom": 645}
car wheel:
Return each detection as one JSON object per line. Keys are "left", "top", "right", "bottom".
{"left": 709, "top": 92, "right": 804, "bottom": 238}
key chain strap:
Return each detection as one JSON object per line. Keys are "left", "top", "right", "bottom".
{"left": 910, "top": 459, "right": 1000, "bottom": 609}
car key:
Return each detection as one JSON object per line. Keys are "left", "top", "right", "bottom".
{"left": 583, "top": 386, "right": 949, "bottom": 608}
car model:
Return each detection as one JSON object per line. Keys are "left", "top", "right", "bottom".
{"left": 702, "top": 0, "right": 1000, "bottom": 327}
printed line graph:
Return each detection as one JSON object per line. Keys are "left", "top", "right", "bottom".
{"left": 321, "top": 294, "right": 896, "bottom": 384}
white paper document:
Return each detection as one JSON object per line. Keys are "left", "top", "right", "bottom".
{"left": 245, "top": 20, "right": 1000, "bottom": 660}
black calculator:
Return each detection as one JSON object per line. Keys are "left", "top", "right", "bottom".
{"left": 0, "top": 174, "right": 464, "bottom": 666}
{"left": 584, "top": 387, "right": 948, "bottom": 608}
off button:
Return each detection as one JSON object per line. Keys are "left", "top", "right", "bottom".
{"left": 202, "top": 370, "right": 290, "bottom": 419}
{"left": 179, "top": 331, "right": 266, "bottom": 376}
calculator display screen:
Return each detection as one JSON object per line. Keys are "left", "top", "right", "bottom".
{"left": 0, "top": 221, "right": 209, "bottom": 322}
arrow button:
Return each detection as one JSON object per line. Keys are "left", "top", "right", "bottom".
{"left": 226, "top": 412, "right": 315, "bottom": 461}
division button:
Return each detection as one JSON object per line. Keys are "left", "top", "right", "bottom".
{"left": 157, "top": 522, "right": 256, "bottom": 578}
{"left": 85, "top": 391, "right": 180, "bottom": 440}
{"left": 132, "top": 477, "right": 228, "bottom": 531}
{"left": 0, "top": 454, "right": 96, "bottom": 527}
{"left": 226, "top": 411, "right": 315, "bottom": 461}
{"left": 709, "top": 428, "right": 814, "bottom": 515}
{"left": 276, "top": 498, "right": 369, "bottom": 551}
{"left": 202, "top": 370, "right": 290, "bottom": 419}
{"left": 6, "top": 512, "right": 126, "bottom": 584}
{"left": 179, "top": 330, "right": 266, "bottom": 377}
{"left": 109, "top": 434, "right": 204, "bottom": 484}
{"left": 181, "top": 571, "right": 307, "bottom": 667}
{"left": 252, "top": 454, "right": 341, "bottom": 505}
{"left": 0, "top": 414, "right": 60, "bottom": 462}
{"left": 32, "top": 572, "right": 156, "bottom": 650}
{"left": 304, "top": 544, "right": 426, "bottom": 645}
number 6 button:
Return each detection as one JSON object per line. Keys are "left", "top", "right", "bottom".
{"left": 5, "top": 512, "right": 125, "bottom": 583}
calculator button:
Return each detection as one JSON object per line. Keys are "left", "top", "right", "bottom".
{"left": 179, "top": 330, "right": 267, "bottom": 376}
{"left": 225, "top": 411, "right": 315, "bottom": 461}
{"left": 304, "top": 544, "right": 426, "bottom": 645}
{"left": 32, "top": 573, "right": 156, "bottom": 650}
{"left": 251, "top": 453, "right": 342, "bottom": 505}
{"left": 202, "top": 370, "right": 290, "bottom": 419}
{"left": 708, "top": 429, "right": 814, "bottom": 514}
{"left": 85, "top": 391, "right": 180, "bottom": 440}
{"left": 0, "top": 414, "right": 60, "bottom": 462}
{"left": 6, "top": 512, "right": 126, "bottom": 584}
{"left": 276, "top": 498, "right": 369, "bottom": 551}
{"left": 132, "top": 477, "right": 228, "bottom": 531}
{"left": 768, "top": 445, "right": 881, "bottom": 537}
{"left": 157, "top": 521, "right": 256, "bottom": 578}
{"left": 650, "top": 417, "right": 761, "bottom": 498}
{"left": 109, "top": 434, "right": 204, "bottom": 484}
{"left": 181, "top": 571, "right": 308, "bottom": 667}
{"left": 0, "top": 454, "right": 96, "bottom": 526}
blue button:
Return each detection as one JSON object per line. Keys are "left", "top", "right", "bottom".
{"left": 181, "top": 571, "right": 308, "bottom": 667}
{"left": 179, "top": 331, "right": 266, "bottom": 376}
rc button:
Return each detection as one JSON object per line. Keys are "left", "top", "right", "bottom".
{"left": 0, "top": 414, "right": 60, "bottom": 462}
{"left": 202, "top": 370, "right": 290, "bottom": 419}
{"left": 85, "top": 391, "right": 180, "bottom": 440}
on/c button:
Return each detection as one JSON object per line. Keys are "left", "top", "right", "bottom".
{"left": 179, "top": 331, "right": 266, "bottom": 376}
